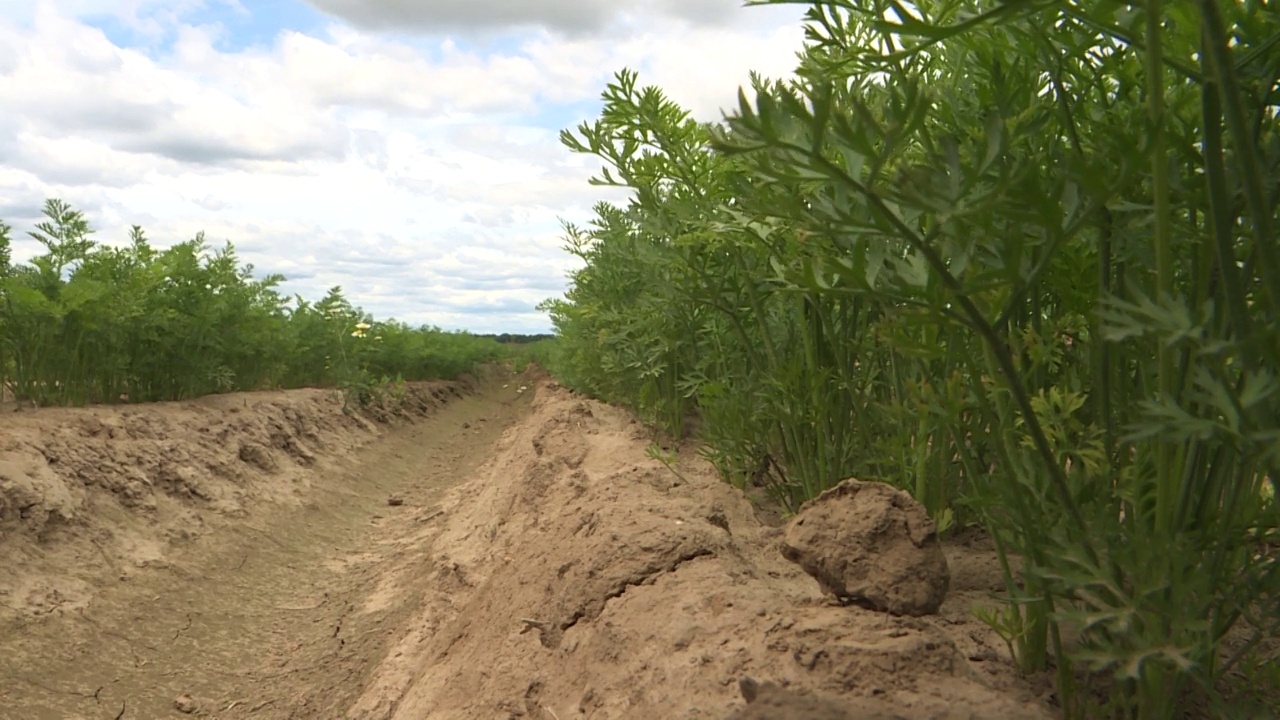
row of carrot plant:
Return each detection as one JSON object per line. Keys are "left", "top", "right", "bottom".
{"left": 0, "top": 200, "right": 509, "bottom": 407}
{"left": 540, "top": 0, "right": 1278, "bottom": 717}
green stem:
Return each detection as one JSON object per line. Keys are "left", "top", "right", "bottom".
{"left": 1146, "top": 0, "right": 1175, "bottom": 536}
{"left": 1199, "top": 0, "right": 1280, "bottom": 326}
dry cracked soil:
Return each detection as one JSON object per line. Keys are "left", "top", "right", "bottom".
{"left": 1, "top": 367, "right": 1057, "bottom": 719}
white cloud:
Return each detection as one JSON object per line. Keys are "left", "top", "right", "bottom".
{"left": 0, "top": 0, "right": 806, "bottom": 333}
{"left": 299, "top": 0, "right": 790, "bottom": 34}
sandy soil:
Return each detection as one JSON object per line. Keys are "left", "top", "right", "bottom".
{"left": 1, "top": 373, "right": 1056, "bottom": 719}
{"left": 0, "top": 370, "right": 532, "bottom": 719}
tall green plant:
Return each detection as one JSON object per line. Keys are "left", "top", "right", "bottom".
{"left": 545, "top": 0, "right": 1279, "bottom": 716}
{"left": 548, "top": 71, "right": 928, "bottom": 512}
{"left": 0, "top": 201, "right": 510, "bottom": 408}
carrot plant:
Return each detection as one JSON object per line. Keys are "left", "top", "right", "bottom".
{"left": 0, "top": 200, "right": 511, "bottom": 407}
{"left": 544, "top": 0, "right": 1279, "bottom": 716}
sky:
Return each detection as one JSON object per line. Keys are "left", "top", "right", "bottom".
{"left": 0, "top": 0, "right": 807, "bottom": 334}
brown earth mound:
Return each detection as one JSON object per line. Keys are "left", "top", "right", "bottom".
{"left": 0, "top": 378, "right": 471, "bottom": 618}
{"left": 353, "top": 381, "right": 1056, "bottom": 719}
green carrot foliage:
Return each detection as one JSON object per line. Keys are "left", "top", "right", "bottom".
{"left": 0, "top": 200, "right": 510, "bottom": 407}
{"left": 543, "top": 1, "right": 1280, "bottom": 716}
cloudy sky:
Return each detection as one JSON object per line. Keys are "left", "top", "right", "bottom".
{"left": 0, "top": 0, "right": 806, "bottom": 334}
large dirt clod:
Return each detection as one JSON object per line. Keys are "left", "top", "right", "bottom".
{"left": 781, "top": 479, "right": 949, "bottom": 616}
{"left": 0, "top": 449, "right": 82, "bottom": 532}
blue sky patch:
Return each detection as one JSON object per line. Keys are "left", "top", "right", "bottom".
{"left": 80, "top": 0, "right": 330, "bottom": 56}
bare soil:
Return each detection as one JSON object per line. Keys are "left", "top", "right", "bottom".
{"left": 1, "top": 373, "right": 1056, "bottom": 719}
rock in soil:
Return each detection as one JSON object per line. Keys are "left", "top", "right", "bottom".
{"left": 780, "top": 479, "right": 949, "bottom": 616}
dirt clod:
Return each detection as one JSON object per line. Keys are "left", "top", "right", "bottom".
{"left": 780, "top": 479, "right": 949, "bottom": 617}
{"left": 173, "top": 693, "right": 197, "bottom": 713}
{"left": 238, "top": 442, "right": 279, "bottom": 472}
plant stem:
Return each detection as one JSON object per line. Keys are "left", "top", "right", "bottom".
{"left": 1146, "top": 0, "right": 1175, "bottom": 537}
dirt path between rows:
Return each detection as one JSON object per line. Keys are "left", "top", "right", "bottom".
{"left": 1, "top": 373, "right": 534, "bottom": 719}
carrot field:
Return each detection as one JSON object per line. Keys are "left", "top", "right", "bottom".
{"left": 537, "top": 0, "right": 1280, "bottom": 717}
{"left": 0, "top": 201, "right": 509, "bottom": 408}
{"left": 1, "top": 0, "right": 1276, "bottom": 717}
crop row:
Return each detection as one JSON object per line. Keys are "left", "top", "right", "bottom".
{"left": 0, "top": 200, "right": 508, "bottom": 408}
{"left": 540, "top": 1, "right": 1279, "bottom": 718}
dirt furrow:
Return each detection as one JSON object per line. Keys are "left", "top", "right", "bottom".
{"left": 0, "top": 371, "right": 534, "bottom": 719}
